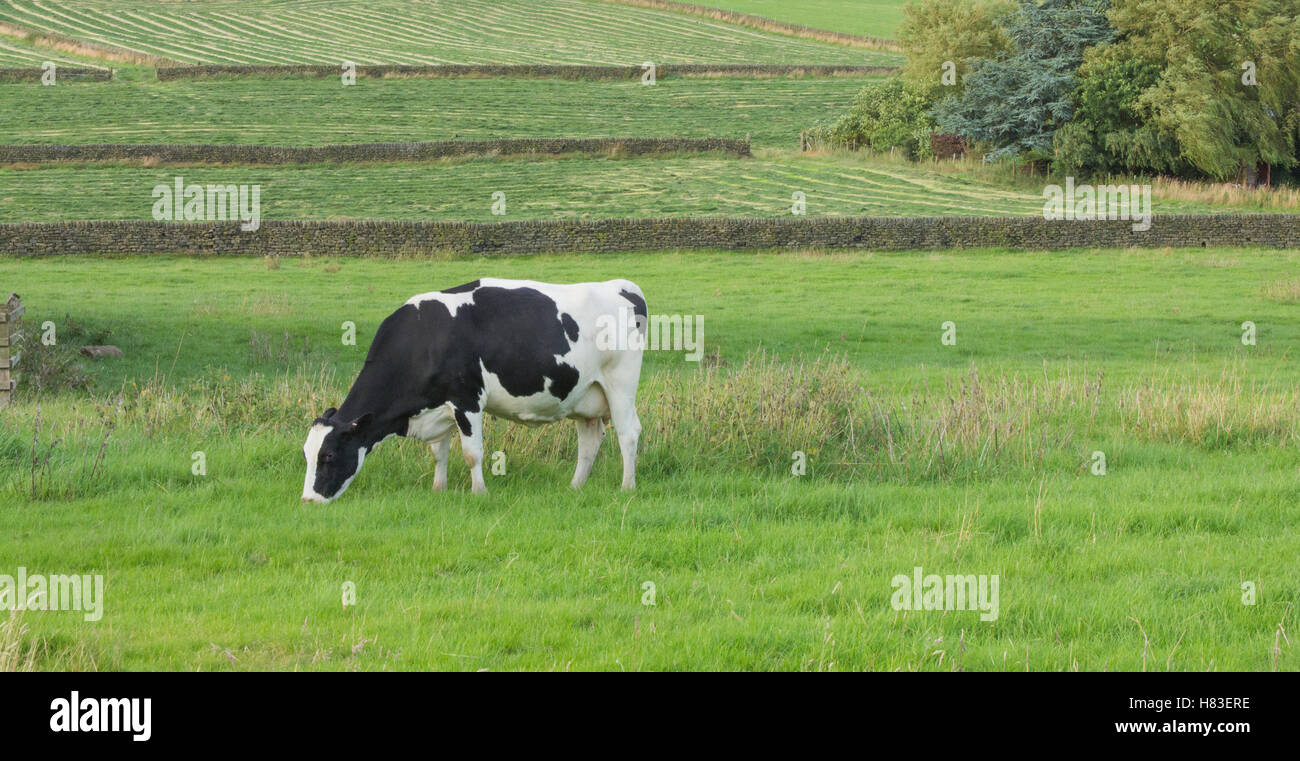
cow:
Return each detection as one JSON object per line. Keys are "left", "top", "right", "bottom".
{"left": 301, "top": 278, "right": 646, "bottom": 503}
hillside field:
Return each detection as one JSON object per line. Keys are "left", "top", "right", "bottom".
{"left": 0, "top": 32, "right": 96, "bottom": 65}
{"left": 699, "top": 0, "right": 907, "bottom": 38}
{"left": 0, "top": 73, "right": 876, "bottom": 148}
{"left": 5, "top": 153, "right": 1287, "bottom": 222}
{"left": 0, "top": 0, "right": 901, "bottom": 65}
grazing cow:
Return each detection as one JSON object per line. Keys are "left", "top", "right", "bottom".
{"left": 301, "top": 278, "right": 646, "bottom": 503}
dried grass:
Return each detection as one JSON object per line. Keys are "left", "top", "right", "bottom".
{"left": 8, "top": 352, "right": 1298, "bottom": 490}
{"left": 0, "top": 21, "right": 179, "bottom": 66}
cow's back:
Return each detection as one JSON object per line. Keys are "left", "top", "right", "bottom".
{"left": 402, "top": 278, "right": 644, "bottom": 425}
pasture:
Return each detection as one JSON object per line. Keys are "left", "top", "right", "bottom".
{"left": 4, "top": 152, "right": 1287, "bottom": 222}
{"left": 0, "top": 32, "right": 92, "bottom": 65}
{"left": 0, "top": 0, "right": 900, "bottom": 65}
{"left": 3, "top": 249, "right": 1299, "bottom": 671}
{"left": 696, "top": 0, "right": 908, "bottom": 38}
{"left": 1, "top": 0, "right": 1297, "bottom": 674}
{"left": 0, "top": 73, "right": 875, "bottom": 149}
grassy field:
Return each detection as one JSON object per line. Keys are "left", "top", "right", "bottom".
{"left": 0, "top": 74, "right": 877, "bottom": 150}
{"left": 6, "top": 151, "right": 1289, "bottom": 222}
{"left": 698, "top": 0, "right": 907, "bottom": 38}
{"left": 2, "top": 248, "right": 1299, "bottom": 671}
{"left": 0, "top": 0, "right": 900, "bottom": 65}
{"left": 0, "top": 32, "right": 96, "bottom": 65}
{"left": 1, "top": 0, "right": 1296, "bottom": 674}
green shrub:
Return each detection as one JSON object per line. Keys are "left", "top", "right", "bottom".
{"left": 808, "top": 77, "right": 936, "bottom": 159}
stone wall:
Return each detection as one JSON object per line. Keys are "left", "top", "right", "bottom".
{"left": 0, "top": 66, "right": 111, "bottom": 82}
{"left": 0, "top": 137, "right": 751, "bottom": 164}
{"left": 3, "top": 215, "right": 1297, "bottom": 257}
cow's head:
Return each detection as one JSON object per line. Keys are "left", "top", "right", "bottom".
{"left": 301, "top": 408, "right": 373, "bottom": 504}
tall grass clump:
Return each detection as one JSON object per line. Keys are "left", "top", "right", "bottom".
{"left": 1117, "top": 366, "right": 1300, "bottom": 449}
{"left": 5, "top": 351, "right": 1300, "bottom": 500}
{"left": 0, "top": 611, "right": 36, "bottom": 672}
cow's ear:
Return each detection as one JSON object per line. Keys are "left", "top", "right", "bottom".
{"left": 322, "top": 407, "right": 337, "bottom": 419}
{"left": 346, "top": 413, "right": 372, "bottom": 433}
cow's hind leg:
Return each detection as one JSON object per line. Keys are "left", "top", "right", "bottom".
{"left": 456, "top": 409, "right": 487, "bottom": 494}
{"left": 571, "top": 417, "right": 606, "bottom": 490}
{"left": 430, "top": 436, "right": 451, "bottom": 492}
{"left": 608, "top": 396, "right": 641, "bottom": 491}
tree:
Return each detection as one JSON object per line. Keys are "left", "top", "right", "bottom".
{"left": 1053, "top": 47, "right": 1188, "bottom": 175}
{"left": 808, "top": 0, "right": 1015, "bottom": 155}
{"left": 898, "top": 0, "right": 1015, "bottom": 99}
{"left": 931, "top": 0, "right": 1116, "bottom": 161}
{"left": 1100, "top": 0, "right": 1300, "bottom": 180}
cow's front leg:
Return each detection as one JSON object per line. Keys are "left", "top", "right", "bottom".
{"left": 456, "top": 409, "right": 487, "bottom": 494}
{"left": 430, "top": 436, "right": 450, "bottom": 492}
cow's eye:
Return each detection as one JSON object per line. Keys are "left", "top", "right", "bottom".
{"left": 321, "top": 453, "right": 334, "bottom": 464}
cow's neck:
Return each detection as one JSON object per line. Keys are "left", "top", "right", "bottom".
{"left": 335, "top": 390, "right": 419, "bottom": 446}
{"left": 335, "top": 348, "right": 439, "bottom": 445}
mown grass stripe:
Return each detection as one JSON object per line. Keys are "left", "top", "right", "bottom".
{"left": 595, "top": 0, "right": 901, "bottom": 50}
{"left": 152, "top": 63, "right": 898, "bottom": 80}
{"left": 0, "top": 0, "right": 900, "bottom": 65}
{"left": 0, "top": 76, "right": 872, "bottom": 149}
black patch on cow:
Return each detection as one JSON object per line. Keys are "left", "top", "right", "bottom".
{"left": 620, "top": 289, "right": 647, "bottom": 320}
{"left": 453, "top": 409, "right": 472, "bottom": 436}
{"left": 547, "top": 363, "right": 580, "bottom": 400}
{"left": 463, "top": 286, "right": 580, "bottom": 400}
{"left": 561, "top": 312, "right": 579, "bottom": 342}
{"left": 442, "top": 280, "right": 480, "bottom": 294}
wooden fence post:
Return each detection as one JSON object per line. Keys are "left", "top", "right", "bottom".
{"left": 0, "top": 293, "right": 23, "bottom": 408}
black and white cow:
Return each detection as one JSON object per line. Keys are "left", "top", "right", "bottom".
{"left": 301, "top": 278, "right": 646, "bottom": 503}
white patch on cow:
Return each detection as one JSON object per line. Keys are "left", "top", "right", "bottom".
{"left": 406, "top": 289, "right": 477, "bottom": 315}
{"left": 407, "top": 405, "right": 458, "bottom": 442}
{"left": 480, "top": 362, "right": 567, "bottom": 426}
{"left": 332, "top": 446, "right": 367, "bottom": 501}
{"left": 301, "top": 423, "right": 333, "bottom": 502}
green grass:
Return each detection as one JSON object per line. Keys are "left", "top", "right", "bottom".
{"left": 0, "top": 74, "right": 876, "bottom": 149}
{"left": 0, "top": 32, "right": 97, "bottom": 66}
{"left": 3, "top": 248, "right": 1299, "bottom": 670}
{"left": 695, "top": 0, "right": 907, "bottom": 38}
{"left": 0, "top": 0, "right": 900, "bottom": 65}
{"left": 1, "top": 0, "right": 1296, "bottom": 674}
{"left": 2, "top": 151, "right": 1286, "bottom": 222}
